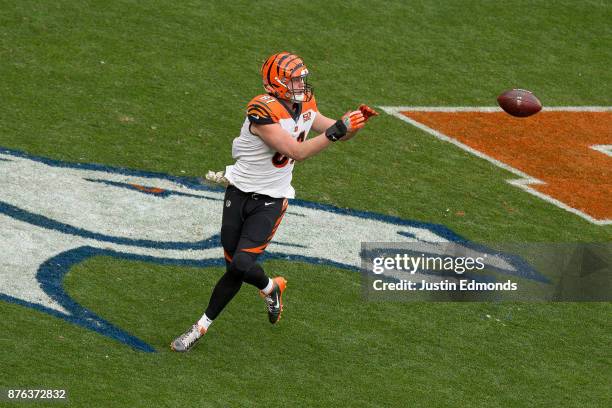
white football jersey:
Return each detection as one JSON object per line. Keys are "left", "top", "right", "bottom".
{"left": 224, "top": 94, "right": 318, "bottom": 198}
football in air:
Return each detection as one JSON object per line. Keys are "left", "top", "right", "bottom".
{"left": 497, "top": 89, "right": 542, "bottom": 117}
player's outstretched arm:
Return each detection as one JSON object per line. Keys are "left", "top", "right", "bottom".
{"left": 252, "top": 122, "right": 330, "bottom": 162}
{"left": 252, "top": 110, "right": 366, "bottom": 162}
{"left": 310, "top": 112, "right": 337, "bottom": 134}
{"left": 312, "top": 105, "right": 379, "bottom": 142}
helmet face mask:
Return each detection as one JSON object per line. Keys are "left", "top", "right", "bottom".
{"left": 286, "top": 72, "right": 313, "bottom": 102}
{"left": 262, "top": 53, "right": 313, "bottom": 103}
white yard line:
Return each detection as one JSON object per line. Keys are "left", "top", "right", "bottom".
{"left": 380, "top": 106, "right": 612, "bottom": 226}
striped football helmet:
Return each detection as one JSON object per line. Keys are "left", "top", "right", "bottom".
{"left": 261, "top": 52, "right": 313, "bottom": 102}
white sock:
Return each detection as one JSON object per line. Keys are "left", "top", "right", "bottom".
{"left": 261, "top": 278, "right": 274, "bottom": 295}
{"left": 197, "top": 313, "right": 213, "bottom": 331}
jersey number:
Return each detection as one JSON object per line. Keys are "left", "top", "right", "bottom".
{"left": 272, "top": 131, "right": 306, "bottom": 168}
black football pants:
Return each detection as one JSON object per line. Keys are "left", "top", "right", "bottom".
{"left": 204, "top": 185, "right": 288, "bottom": 320}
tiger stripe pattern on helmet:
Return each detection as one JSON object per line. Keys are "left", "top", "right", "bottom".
{"left": 261, "top": 52, "right": 312, "bottom": 102}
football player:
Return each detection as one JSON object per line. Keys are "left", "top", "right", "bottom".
{"left": 171, "top": 52, "right": 378, "bottom": 352}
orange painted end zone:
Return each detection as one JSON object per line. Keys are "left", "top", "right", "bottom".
{"left": 401, "top": 111, "right": 612, "bottom": 221}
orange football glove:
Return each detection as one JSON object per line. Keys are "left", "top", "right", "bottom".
{"left": 359, "top": 104, "right": 379, "bottom": 121}
{"left": 341, "top": 110, "right": 366, "bottom": 133}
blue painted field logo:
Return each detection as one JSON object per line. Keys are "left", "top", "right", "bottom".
{"left": 0, "top": 147, "right": 546, "bottom": 352}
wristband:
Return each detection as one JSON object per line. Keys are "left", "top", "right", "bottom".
{"left": 325, "top": 120, "right": 348, "bottom": 142}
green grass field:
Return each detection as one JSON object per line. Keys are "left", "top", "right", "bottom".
{"left": 1, "top": 0, "right": 611, "bottom": 406}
